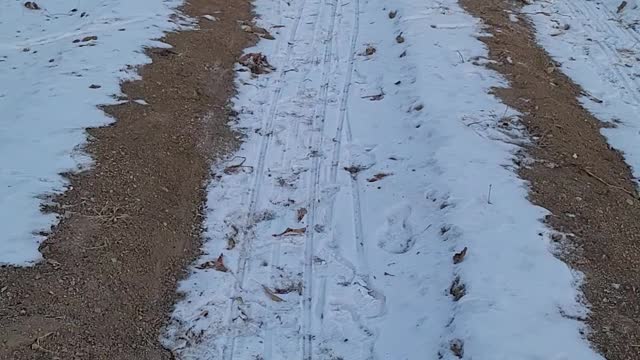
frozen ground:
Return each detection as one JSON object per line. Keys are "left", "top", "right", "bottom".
{"left": 163, "top": 0, "right": 602, "bottom": 358}
{"left": 526, "top": 0, "right": 640, "bottom": 186}
{"left": 0, "top": 0, "right": 182, "bottom": 265}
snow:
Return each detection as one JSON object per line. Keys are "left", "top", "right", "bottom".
{"left": 0, "top": 0, "right": 183, "bottom": 265}
{"left": 526, "top": 0, "right": 640, "bottom": 186}
{"left": 164, "top": 0, "right": 602, "bottom": 358}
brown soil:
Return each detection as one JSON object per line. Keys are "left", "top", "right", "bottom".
{"left": 0, "top": 0, "right": 254, "bottom": 358}
{"left": 460, "top": 0, "right": 640, "bottom": 358}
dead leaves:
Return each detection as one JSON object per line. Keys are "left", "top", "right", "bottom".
{"left": 262, "top": 285, "right": 284, "bottom": 302}
{"left": 344, "top": 165, "right": 365, "bottom": 178}
{"left": 388, "top": 10, "right": 398, "bottom": 19}
{"left": 617, "top": 0, "right": 628, "bottom": 13}
{"left": 396, "top": 33, "right": 405, "bottom": 44}
{"left": 363, "top": 45, "right": 376, "bottom": 56}
{"left": 226, "top": 225, "right": 239, "bottom": 250}
{"left": 24, "top": 2, "right": 40, "bottom": 10}
{"left": 224, "top": 157, "right": 253, "bottom": 175}
{"left": 274, "top": 282, "right": 303, "bottom": 295}
{"left": 82, "top": 35, "right": 98, "bottom": 42}
{"left": 240, "top": 21, "right": 275, "bottom": 40}
{"left": 296, "top": 208, "right": 307, "bottom": 222}
{"left": 273, "top": 227, "right": 306, "bottom": 237}
{"left": 367, "top": 172, "right": 392, "bottom": 183}
{"left": 449, "top": 276, "right": 466, "bottom": 301}
{"left": 196, "top": 253, "right": 229, "bottom": 272}
{"left": 239, "top": 52, "right": 276, "bottom": 74}
{"left": 362, "top": 91, "right": 385, "bottom": 101}
{"left": 73, "top": 36, "right": 98, "bottom": 44}
{"left": 450, "top": 339, "right": 464, "bottom": 359}
{"left": 453, "top": 247, "right": 467, "bottom": 264}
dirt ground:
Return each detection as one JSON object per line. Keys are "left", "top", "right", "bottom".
{"left": 0, "top": 0, "right": 254, "bottom": 358}
{"left": 461, "top": 0, "right": 640, "bottom": 358}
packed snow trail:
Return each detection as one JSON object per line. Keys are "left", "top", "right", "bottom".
{"left": 526, "top": 0, "right": 640, "bottom": 186}
{"left": 0, "top": 0, "right": 182, "bottom": 265}
{"left": 163, "top": 0, "right": 603, "bottom": 358}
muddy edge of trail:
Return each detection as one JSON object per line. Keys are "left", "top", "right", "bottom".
{"left": 461, "top": 0, "right": 640, "bottom": 358}
{"left": 0, "top": 0, "right": 255, "bottom": 358}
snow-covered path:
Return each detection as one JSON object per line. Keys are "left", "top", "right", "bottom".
{"left": 163, "top": 0, "right": 603, "bottom": 358}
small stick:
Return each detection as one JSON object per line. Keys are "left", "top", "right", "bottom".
{"left": 488, "top": 184, "right": 493, "bottom": 204}
{"left": 581, "top": 168, "right": 637, "bottom": 198}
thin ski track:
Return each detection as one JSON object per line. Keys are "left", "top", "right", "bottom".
{"left": 222, "top": 0, "right": 308, "bottom": 356}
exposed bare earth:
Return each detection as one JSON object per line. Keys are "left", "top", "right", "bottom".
{"left": 0, "top": 0, "right": 254, "bottom": 358}
{"left": 461, "top": 0, "right": 640, "bottom": 358}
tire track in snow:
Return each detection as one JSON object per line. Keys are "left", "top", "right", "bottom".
{"left": 223, "top": 0, "right": 308, "bottom": 356}
{"left": 302, "top": 0, "right": 340, "bottom": 357}
{"left": 557, "top": 1, "right": 640, "bottom": 106}
{"left": 263, "top": 0, "right": 329, "bottom": 355}
{"left": 320, "top": 0, "right": 387, "bottom": 355}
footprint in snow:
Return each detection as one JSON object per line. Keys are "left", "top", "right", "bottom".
{"left": 377, "top": 203, "right": 415, "bottom": 254}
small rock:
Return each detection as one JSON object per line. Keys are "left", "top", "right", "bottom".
{"left": 626, "top": 198, "right": 634, "bottom": 206}
{"left": 396, "top": 33, "right": 405, "bottom": 43}
{"left": 388, "top": 10, "right": 397, "bottom": 19}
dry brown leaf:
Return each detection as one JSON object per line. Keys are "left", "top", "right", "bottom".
{"left": 362, "top": 92, "right": 385, "bottom": 101}
{"left": 449, "top": 276, "right": 466, "bottom": 301}
{"left": 273, "top": 227, "right": 306, "bottom": 237}
{"left": 262, "top": 285, "right": 284, "bottom": 302}
{"left": 24, "top": 2, "right": 40, "bottom": 10}
{"left": 344, "top": 165, "right": 364, "bottom": 177}
{"left": 227, "top": 236, "right": 236, "bottom": 250}
{"left": 239, "top": 52, "right": 276, "bottom": 74}
{"left": 196, "top": 253, "right": 229, "bottom": 272}
{"left": 453, "top": 247, "right": 467, "bottom": 264}
{"left": 367, "top": 172, "right": 393, "bottom": 183}
{"left": 617, "top": 0, "right": 628, "bottom": 13}
{"left": 450, "top": 339, "right": 464, "bottom": 359}
{"left": 364, "top": 46, "right": 376, "bottom": 56}
{"left": 275, "top": 282, "right": 303, "bottom": 295}
{"left": 297, "top": 208, "right": 308, "bottom": 222}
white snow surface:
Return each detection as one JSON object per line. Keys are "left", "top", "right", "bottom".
{"left": 0, "top": 0, "right": 183, "bottom": 265}
{"left": 526, "top": 0, "right": 640, "bottom": 186}
{"left": 164, "top": 0, "right": 603, "bottom": 359}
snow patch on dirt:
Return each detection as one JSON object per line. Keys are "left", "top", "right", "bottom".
{"left": 527, "top": 0, "right": 640, "bottom": 186}
{"left": 0, "top": 0, "right": 184, "bottom": 265}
